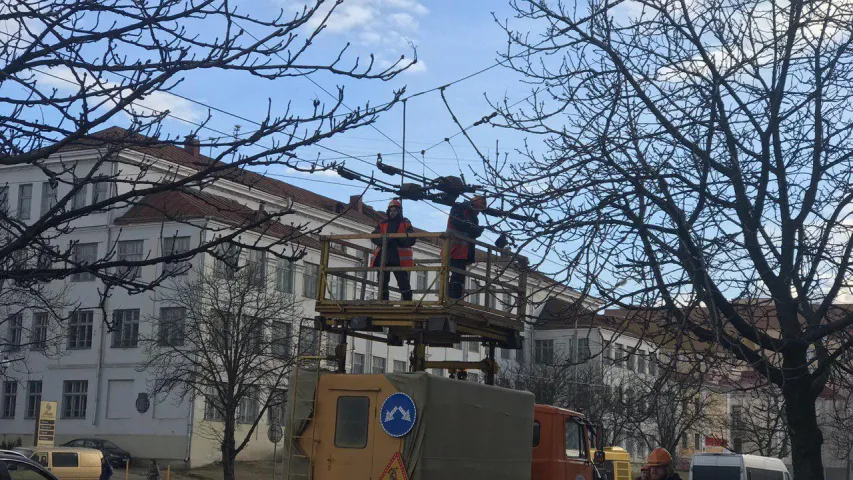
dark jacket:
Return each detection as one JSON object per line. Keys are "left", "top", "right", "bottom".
{"left": 100, "top": 463, "right": 113, "bottom": 480}
{"left": 447, "top": 201, "right": 483, "bottom": 263}
{"left": 371, "top": 216, "right": 416, "bottom": 266}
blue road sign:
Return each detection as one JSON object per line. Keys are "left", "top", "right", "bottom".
{"left": 380, "top": 392, "right": 417, "bottom": 438}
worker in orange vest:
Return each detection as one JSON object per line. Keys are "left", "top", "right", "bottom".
{"left": 647, "top": 448, "right": 681, "bottom": 480}
{"left": 371, "top": 199, "right": 415, "bottom": 301}
{"left": 445, "top": 195, "right": 486, "bottom": 299}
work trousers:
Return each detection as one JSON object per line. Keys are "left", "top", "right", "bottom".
{"left": 379, "top": 269, "right": 412, "bottom": 301}
{"left": 448, "top": 258, "right": 467, "bottom": 299}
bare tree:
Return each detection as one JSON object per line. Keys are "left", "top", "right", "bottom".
{"left": 0, "top": 0, "right": 411, "bottom": 368}
{"left": 729, "top": 382, "right": 790, "bottom": 458}
{"left": 142, "top": 266, "right": 314, "bottom": 480}
{"left": 461, "top": 0, "right": 853, "bottom": 476}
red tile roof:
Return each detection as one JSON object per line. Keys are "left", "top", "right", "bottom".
{"left": 60, "top": 127, "right": 386, "bottom": 227}
{"left": 115, "top": 189, "right": 322, "bottom": 249}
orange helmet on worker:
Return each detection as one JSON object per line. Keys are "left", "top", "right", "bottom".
{"left": 646, "top": 448, "right": 681, "bottom": 480}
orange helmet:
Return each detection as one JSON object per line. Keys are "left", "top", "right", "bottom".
{"left": 641, "top": 465, "right": 649, "bottom": 472}
{"left": 471, "top": 195, "right": 487, "bottom": 211}
{"left": 647, "top": 447, "right": 672, "bottom": 467}
{"left": 388, "top": 199, "right": 402, "bottom": 209}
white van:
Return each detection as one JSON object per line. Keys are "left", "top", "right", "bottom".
{"left": 690, "top": 452, "right": 791, "bottom": 480}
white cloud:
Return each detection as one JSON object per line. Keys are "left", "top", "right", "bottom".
{"left": 389, "top": 12, "right": 418, "bottom": 30}
{"left": 34, "top": 66, "right": 203, "bottom": 123}
{"left": 403, "top": 59, "right": 427, "bottom": 75}
{"left": 295, "top": 0, "right": 428, "bottom": 47}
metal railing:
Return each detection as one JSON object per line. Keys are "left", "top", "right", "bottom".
{"left": 315, "top": 231, "right": 528, "bottom": 324}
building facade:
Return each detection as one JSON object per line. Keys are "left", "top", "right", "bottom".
{"left": 0, "top": 130, "right": 582, "bottom": 467}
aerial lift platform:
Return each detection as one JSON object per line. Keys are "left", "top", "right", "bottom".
{"left": 312, "top": 230, "right": 528, "bottom": 384}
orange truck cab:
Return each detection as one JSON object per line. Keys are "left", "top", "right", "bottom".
{"left": 532, "top": 404, "right": 600, "bottom": 480}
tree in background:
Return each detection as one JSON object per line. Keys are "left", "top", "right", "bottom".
{"left": 0, "top": 0, "right": 411, "bottom": 371}
{"left": 142, "top": 266, "right": 314, "bottom": 480}
{"left": 470, "top": 0, "right": 853, "bottom": 476}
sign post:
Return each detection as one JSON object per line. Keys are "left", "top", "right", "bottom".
{"left": 36, "top": 401, "right": 58, "bottom": 446}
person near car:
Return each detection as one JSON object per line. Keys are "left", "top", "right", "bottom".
{"left": 147, "top": 459, "right": 161, "bottom": 480}
{"left": 371, "top": 199, "right": 416, "bottom": 301}
{"left": 100, "top": 456, "right": 113, "bottom": 480}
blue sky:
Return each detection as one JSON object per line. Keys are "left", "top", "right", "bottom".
{"left": 147, "top": 0, "right": 544, "bottom": 233}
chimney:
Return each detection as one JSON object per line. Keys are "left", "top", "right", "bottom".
{"left": 258, "top": 201, "right": 266, "bottom": 213}
{"left": 349, "top": 194, "right": 364, "bottom": 213}
{"left": 184, "top": 134, "right": 200, "bottom": 157}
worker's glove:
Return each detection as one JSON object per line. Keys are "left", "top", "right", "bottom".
{"left": 472, "top": 226, "right": 485, "bottom": 238}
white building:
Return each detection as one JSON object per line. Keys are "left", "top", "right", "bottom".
{"left": 0, "top": 128, "right": 583, "bottom": 467}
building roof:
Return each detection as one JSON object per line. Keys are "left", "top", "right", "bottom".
{"left": 59, "top": 127, "right": 386, "bottom": 227}
{"left": 114, "top": 189, "right": 322, "bottom": 250}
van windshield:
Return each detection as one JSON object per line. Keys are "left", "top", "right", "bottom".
{"left": 692, "top": 465, "right": 740, "bottom": 480}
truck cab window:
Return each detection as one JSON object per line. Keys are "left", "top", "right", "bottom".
{"left": 334, "top": 396, "right": 370, "bottom": 448}
{"left": 533, "top": 421, "right": 540, "bottom": 447}
{"left": 565, "top": 420, "right": 586, "bottom": 458}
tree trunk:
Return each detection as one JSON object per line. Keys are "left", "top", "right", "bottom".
{"left": 784, "top": 381, "right": 825, "bottom": 480}
{"left": 221, "top": 419, "right": 237, "bottom": 480}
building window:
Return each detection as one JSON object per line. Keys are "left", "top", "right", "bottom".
{"left": 298, "top": 328, "right": 319, "bottom": 356}
{"left": 330, "top": 275, "right": 347, "bottom": 300}
{"left": 2, "top": 381, "right": 17, "bottom": 418}
{"left": 111, "top": 309, "right": 140, "bottom": 348}
{"left": 534, "top": 339, "right": 554, "bottom": 364}
{"left": 681, "top": 434, "right": 688, "bottom": 450}
{"left": 393, "top": 360, "right": 407, "bottom": 373}
{"left": 116, "top": 240, "right": 143, "bottom": 279}
{"left": 0, "top": 186, "right": 8, "bottom": 213}
{"left": 17, "top": 183, "right": 32, "bottom": 220}
{"left": 71, "top": 183, "right": 88, "bottom": 209}
{"left": 41, "top": 182, "right": 57, "bottom": 216}
{"left": 486, "top": 290, "right": 497, "bottom": 309}
{"left": 62, "top": 380, "right": 88, "bottom": 419}
{"left": 67, "top": 310, "right": 94, "bottom": 349}
{"left": 247, "top": 249, "right": 267, "bottom": 286}
{"left": 236, "top": 388, "right": 259, "bottom": 424}
{"left": 213, "top": 242, "right": 239, "bottom": 279}
{"left": 272, "top": 321, "right": 292, "bottom": 358}
{"left": 92, "top": 178, "right": 110, "bottom": 204}
{"left": 25, "top": 381, "right": 41, "bottom": 419}
{"left": 604, "top": 345, "right": 614, "bottom": 365}
{"left": 371, "top": 356, "right": 386, "bottom": 374}
{"left": 416, "top": 271, "right": 427, "bottom": 292}
{"left": 276, "top": 259, "right": 296, "bottom": 294}
{"left": 203, "top": 386, "right": 225, "bottom": 421}
{"left": 158, "top": 307, "right": 186, "bottom": 347}
{"left": 268, "top": 389, "right": 287, "bottom": 425}
{"left": 31, "top": 312, "right": 48, "bottom": 351}
{"left": 468, "top": 341, "right": 479, "bottom": 353}
{"left": 732, "top": 437, "right": 743, "bottom": 453}
{"left": 71, "top": 243, "right": 97, "bottom": 281}
{"left": 469, "top": 280, "right": 481, "bottom": 305}
{"left": 627, "top": 351, "right": 636, "bottom": 371}
{"left": 334, "top": 396, "right": 370, "bottom": 449}
{"left": 577, "top": 338, "right": 590, "bottom": 361}
{"left": 732, "top": 405, "right": 743, "bottom": 429}
{"left": 637, "top": 349, "right": 647, "bottom": 374}
{"left": 649, "top": 354, "right": 658, "bottom": 376}
{"left": 302, "top": 263, "right": 319, "bottom": 298}
{"left": 6, "top": 313, "right": 22, "bottom": 351}
{"left": 162, "top": 236, "right": 191, "bottom": 275}
{"left": 694, "top": 433, "right": 701, "bottom": 450}
{"left": 352, "top": 353, "right": 365, "bottom": 374}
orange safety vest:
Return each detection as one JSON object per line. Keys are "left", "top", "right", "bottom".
{"left": 446, "top": 207, "right": 475, "bottom": 261}
{"left": 372, "top": 220, "right": 414, "bottom": 267}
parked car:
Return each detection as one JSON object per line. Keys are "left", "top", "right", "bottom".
{"left": 0, "top": 449, "right": 62, "bottom": 480}
{"left": 29, "top": 447, "right": 104, "bottom": 480}
{"left": 60, "top": 439, "right": 130, "bottom": 468}
{"left": 11, "top": 448, "right": 33, "bottom": 459}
